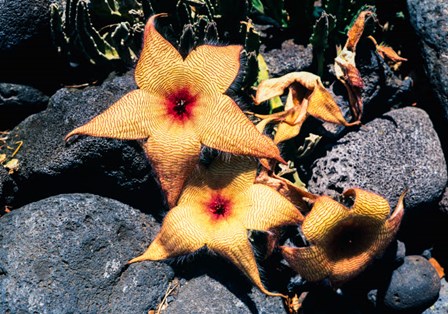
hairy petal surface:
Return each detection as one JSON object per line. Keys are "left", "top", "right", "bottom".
{"left": 235, "top": 184, "right": 304, "bottom": 230}
{"left": 66, "top": 90, "right": 164, "bottom": 140}
{"left": 129, "top": 204, "right": 206, "bottom": 262}
{"left": 344, "top": 188, "right": 390, "bottom": 221}
{"left": 195, "top": 93, "right": 284, "bottom": 163}
{"left": 281, "top": 246, "right": 330, "bottom": 282}
{"left": 185, "top": 45, "right": 242, "bottom": 94}
{"left": 143, "top": 127, "right": 201, "bottom": 208}
{"left": 209, "top": 220, "right": 284, "bottom": 297}
{"left": 283, "top": 189, "right": 406, "bottom": 285}
{"left": 135, "top": 14, "right": 184, "bottom": 94}
{"left": 301, "top": 196, "right": 349, "bottom": 244}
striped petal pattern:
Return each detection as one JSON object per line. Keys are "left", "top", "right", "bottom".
{"left": 129, "top": 156, "right": 303, "bottom": 297}
{"left": 282, "top": 188, "right": 405, "bottom": 285}
{"left": 66, "top": 14, "right": 283, "bottom": 208}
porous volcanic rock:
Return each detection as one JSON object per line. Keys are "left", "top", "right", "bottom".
{"left": 0, "top": 0, "right": 65, "bottom": 89}
{"left": 308, "top": 106, "right": 447, "bottom": 210}
{"left": 1, "top": 70, "right": 163, "bottom": 212}
{"left": 260, "top": 41, "right": 313, "bottom": 78}
{"left": 0, "top": 83, "right": 49, "bottom": 130}
{"left": 168, "top": 274, "right": 285, "bottom": 314}
{"left": 0, "top": 193, "right": 173, "bottom": 313}
{"left": 423, "top": 278, "right": 448, "bottom": 314}
{"left": 0, "top": 166, "right": 16, "bottom": 207}
{"left": 407, "top": 0, "right": 448, "bottom": 123}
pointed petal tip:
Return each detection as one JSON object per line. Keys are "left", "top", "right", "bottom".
{"left": 260, "top": 288, "right": 287, "bottom": 299}
{"left": 145, "top": 13, "right": 169, "bottom": 34}
{"left": 127, "top": 256, "right": 145, "bottom": 265}
{"left": 388, "top": 189, "right": 407, "bottom": 225}
{"left": 64, "top": 127, "right": 83, "bottom": 142}
{"left": 148, "top": 12, "right": 168, "bottom": 22}
{"left": 127, "top": 251, "right": 157, "bottom": 264}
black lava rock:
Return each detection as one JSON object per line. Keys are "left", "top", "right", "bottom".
{"left": 0, "top": 193, "right": 173, "bottom": 313}
{"left": 308, "top": 107, "right": 447, "bottom": 210}
{"left": 407, "top": 0, "right": 448, "bottom": 124}
{"left": 260, "top": 41, "right": 313, "bottom": 78}
{"left": 379, "top": 255, "right": 441, "bottom": 313}
{"left": 168, "top": 275, "right": 285, "bottom": 314}
{"left": 438, "top": 188, "right": 448, "bottom": 215}
{"left": 2, "top": 70, "right": 164, "bottom": 212}
{"left": 0, "top": 83, "right": 49, "bottom": 130}
{"left": 423, "top": 278, "right": 448, "bottom": 314}
{"left": 0, "top": 0, "right": 64, "bottom": 90}
{"left": 0, "top": 166, "right": 16, "bottom": 208}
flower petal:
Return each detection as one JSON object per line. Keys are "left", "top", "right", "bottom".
{"left": 302, "top": 196, "right": 349, "bottom": 244}
{"left": 329, "top": 250, "right": 372, "bottom": 285}
{"left": 178, "top": 156, "right": 257, "bottom": 207}
{"left": 255, "top": 72, "right": 318, "bottom": 104}
{"left": 209, "top": 221, "right": 284, "bottom": 297}
{"left": 184, "top": 45, "right": 242, "bottom": 94}
{"left": 195, "top": 93, "right": 284, "bottom": 163}
{"left": 306, "top": 78, "right": 358, "bottom": 126}
{"left": 128, "top": 204, "right": 206, "bottom": 262}
{"left": 65, "top": 90, "right": 164, "bottom": 141}
{"left": 281, "top": 245, "right": 331, "bottom": 282}
{"left": 207, "top": 156, "right": 257, "bottom": 193}
{"left": 254, "top": 169, "right": 316, "bottom": 212}
{"left": 236, "top": 184, "right": 304, "bottom": 231}
{"left": 135, "top": 14, "right": 185, "bottom": 94}
{"left": 143, "top": 127, "right": 201, "bottom": 208}
{"left": 385, "top": 190, "right": 406, "bottom": 231}
{"left": 343, "top": 188, "right": 390, "bottom": 221}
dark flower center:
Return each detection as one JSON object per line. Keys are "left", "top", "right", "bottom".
{"left": 207, "top": 194, "right": 232, "bottom": 220}
{"left": 166, "top": 88, "right": 197, "bottom": 122}
{"left": 326, "top": 217, "right": 378, "bottom": 261}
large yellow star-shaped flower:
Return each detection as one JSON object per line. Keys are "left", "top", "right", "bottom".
{"left": 281, "top": 188, "right": 405, "bottom": 286}
{"left": 66, "top": 14, "right": 283, "bottom": 207}
{"left": 129, "top": 156, "right": 304, "bottom": 297}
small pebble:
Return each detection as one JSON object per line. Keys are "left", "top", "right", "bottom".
{"left": 379, "top": 255, "right": 441, "bottom": 312}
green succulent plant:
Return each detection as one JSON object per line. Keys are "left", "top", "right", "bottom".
{"left": 50, "top": 0, "right": 146, "bottom": 68}
{"left": 50, "top": 0, "right": 261, "bottom": 87}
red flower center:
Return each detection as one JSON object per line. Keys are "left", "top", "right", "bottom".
{"left": 207, "top": 194, "right": 232, "bottom": 221}
{"left": 166, "top": 88, "right": 197, "bottom": 122}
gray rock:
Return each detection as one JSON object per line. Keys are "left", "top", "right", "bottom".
{"left": 356, "top": 40, "right": 414, "bottom": 119}
{"left": 260, "top": 41, "right": 313, "bottom": 78}
{"left": 0, "top": 0, "right": 65, "bottom": 90}
{"left": 437, "top": 188, "right": 448, "bottom": 215}
{"left": 407, "top": 0, "right": 448, "bottom": 123}
{"left": 2, "top": 70, "right": 163, "bottom": 211}
{"left": 168, "top": 275, "right": 285, "bottom": 314}
{"left": 0, "top": 166, "right": 16, "bottom": 208}
{"left": 0, "top": 83, "right": 49, "bottom": 130}
{"left": 379, "top": 255, "right": 441, "bottom": 312}
{"left": 0, "top": 0, "right": 51, "bottom": 52}
{"left": 308, "top": 107, "right": 447, "bottom": 210}
{"left": 423, "top": 278, "right": 448, "bottom": 314}
{"left": 0, "top": 193, "right": 173, "bottom": 313}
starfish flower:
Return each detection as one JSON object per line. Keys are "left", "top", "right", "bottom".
{"left": 129, "top": 156, "right": 304, "bottom": 297}
{"left": 281, "top": 188, "right": 405, "bottom": 286}
{"left": 65, "top": 14, "right": 283, "bottom": 207}
{"left": 252, "top": 72, "right": 359, "bottom": 144}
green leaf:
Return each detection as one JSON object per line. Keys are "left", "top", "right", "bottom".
{"left": 251, "top": 0, "right": 265, "bottom": 14}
